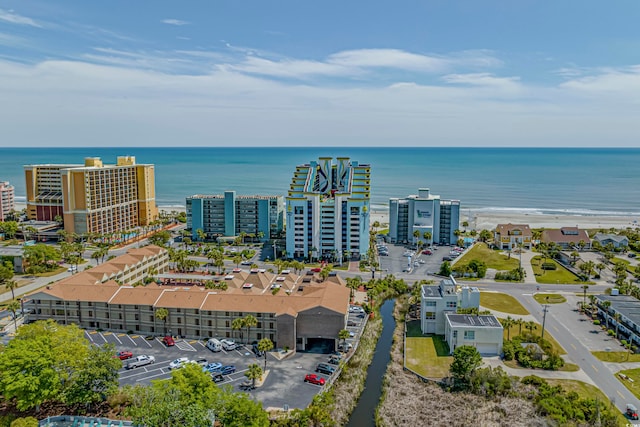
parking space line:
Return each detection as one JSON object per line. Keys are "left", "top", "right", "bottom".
{"left": 175, "top": 340, "right": 197, "bottom": 352}
{"left": 137, "top": 370, "right": 170, "bottom": 382}
{"left": 97, "top": 332, "right": 108, "bottom": 343}
{"left": 84, "top": 330, "right": 95, "bottom": 343}
{"left": 138, "top": 336, "right": 152, "bottom": 348}
{"left": 124, "top": 334, "right": 138, "bottom": 347}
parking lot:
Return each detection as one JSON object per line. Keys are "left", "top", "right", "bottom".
{"left": 85, "top": 308, "right": 367, "bottom": 410}
{"left": 376, "top": 241, "right": 445, "bottom": 277}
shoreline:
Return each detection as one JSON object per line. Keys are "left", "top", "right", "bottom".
{"left": 12, "top": 203, "right": 639, "bottom": 232}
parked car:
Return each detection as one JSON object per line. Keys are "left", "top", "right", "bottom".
{"left": 219, "top": 365, "right": 236, "bottom": 375}
{"left": 212, "top": 373, "right": 225, "bottom": 383}
{"left": 349, "top": 331, "right": 355, "bottom": 338}
{"left": 327, "top": 356, "right": 341, "bottom": 365}
{"left": 203, "top": 362, "right": 223, "bottom": 373}
{"left": 162, "top": 335, "right": 175, "bottom": 347}
{"left": 442, "top": 256, "right": 453, "bottom": 262}
{"left": 629, "top": 253, "right": 637, "bottom": 258}
{"left": 126, "top": 355, "right": 155, "bottom": 369}
{"left": 206, "top": 338, "right": 223, "bottom": 352}
{"left": 252, "top": 342, "right": 264, "bottom": 357}
{"left": 220, "top": 339, "right": 236, "bottom": 351}
{"left": 239, "top": 380, "right": 256, "bottom": 391}
{"left": 379, "top": 251, "right": 389, "bottom": 256}
{"left": 304, "top": 374, "right": 326, "bottom": 386}
{"left": 422, "top": 249, "right": 433, "bottom": 255}
{"left": 316, "top": 363, "right": 336, "bottom": 375}
{"left": 195, "top": 358, "right": 208, "bottom": 367}
{"left": 241, "top": 260, "right": 253, "bottom": 265}
{"left": 347, "top": 320, "right": 357, "bottom": 326}
{"left": 627, "top": 403, "right": 639, "bottom": 420}
{"left": 116, "top": 350, "right": 133, "bottom": 360}
{"left": 169, "top": 357, "right": 190, "bottom": 370}
{"left": 310, "top": 267, "right": 322, "bottom": 272}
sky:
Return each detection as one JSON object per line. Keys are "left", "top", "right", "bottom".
{"left": 0, "top": 1, "right": 639, "bottom": 147}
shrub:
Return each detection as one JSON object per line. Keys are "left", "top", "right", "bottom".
{"left": 592, "top": 320, "right": 600, "bottom": 325}
{"left": 541, "top": 262, "right": 557, "bottom": 270}
{"left": 607, "top": 329, "right": 615, "bottom": 336}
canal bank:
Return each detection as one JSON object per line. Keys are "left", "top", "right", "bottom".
{"left": 346, "top": 299, "right": 396, "bottom": 427}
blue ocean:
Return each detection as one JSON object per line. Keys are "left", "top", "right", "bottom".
{"left": 0, "top": 147, "right": 638, "bottom": 216}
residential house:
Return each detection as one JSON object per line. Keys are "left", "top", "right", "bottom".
{"left": 444, "top": 314, "right": 504, "bottom": 355}
{"left": 540, "top": 227, "right": 591, "bottom": 250}
{"left": 592, "top": 233, "right": 629, "bottom": 249}
{"left": 494, "top": 223, "right": 532, "bottom": 250}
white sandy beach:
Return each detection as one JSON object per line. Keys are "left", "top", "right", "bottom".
{"left": 370, "top": 209, "right": 638, "bottom": 231}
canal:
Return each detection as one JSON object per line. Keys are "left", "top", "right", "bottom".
{"left": 346, "top": 298, "right": 396, "bottom": 427}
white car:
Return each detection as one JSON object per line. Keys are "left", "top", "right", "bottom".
{"left": 169, "top": 357, "right": 190, "bottom": 370}
{"left": 220, "top": 339, "right": 236, "bottom": 351}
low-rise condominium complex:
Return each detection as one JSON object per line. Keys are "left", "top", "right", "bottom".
{"left": 186, "top": 192, "right": 283, "bottom": 241}
{"left": 24, "top": 156, "right": 158, "bottom": 236}
{"left": 26, "top": 245, "right": 351, "bottom": 351}
{"left": 286, "top": 157, "right": 371, "bottom": 261}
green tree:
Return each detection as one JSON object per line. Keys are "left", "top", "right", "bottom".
{"left": 155, "top": 308, "right": 169, "bottom": 335}
{"left": 423, "top": 231, "right": 432, "bottom": 248}
{"left": 450, "top": 345, "right": 482, "bottom": 388}
{"left": 233, "top": 255, "right": 243, "bottom": 268}
{"left": 601, "top": 300, "right": 611, "bottom": 329}
{"left": 6, "top": 299, "right": 20, "bottom": 331}
{"left": 245, "top": 363, "right": 263, "bottom": 388}
{"left": 149, "top": 230, "right": 171, "bottom": 247}
{"left": 232, "top": 317, "right": 245, "bottom": 342}
{"left": 10, "top": 417, "right": 39, "bottom": 427}
{"left": 439, "top": 261, "right": 452, "bottom": 277}
{"left": 257, "top": 338, "right": 274, "bottom": 370}
{"left": 243, "top": 314, "right": 258, "bottom": 345}
{"left": 5, "top": 279, "right": 19, "bottom": 301}
{"left": 338, "top": 329, "right": 350, "bottom": 349}
{"left": 502, "top": 316, "right": 514, "bottom": 341}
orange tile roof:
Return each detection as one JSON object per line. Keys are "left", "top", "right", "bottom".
{"left": 495, "top": 223, "right": 532, "bottom": 235}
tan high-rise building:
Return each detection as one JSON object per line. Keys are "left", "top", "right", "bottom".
{"left": 25, "top": 156, "right": 157, "bottom": 235}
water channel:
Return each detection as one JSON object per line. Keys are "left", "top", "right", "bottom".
{"left": 346, "top": 298, "right": 396, "bottom": 427}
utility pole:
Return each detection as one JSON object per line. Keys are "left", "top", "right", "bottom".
{"left": 541, "top": 305, "right": 549, "bottom": 340}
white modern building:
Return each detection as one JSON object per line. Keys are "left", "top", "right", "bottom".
{"left": 388, "top": 188, "right": 460, "bottom": 246}
{"left": 421, "top": 277, "right": 503, "bottom": 356}
{"left": 444, "top": 314, "right": 504, "bottom": 355}
{"left": 594, "top": 294, "right": 640, "bottom": 348}
{"left": 285, "top": 157, "right": 371, "bottom": 261}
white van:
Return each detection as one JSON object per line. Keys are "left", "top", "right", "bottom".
{"left": 220, "top": 339, "right": 236, "bottom": 351}
{"left": 206, "top": 338, "right": 223, "bottom": 352}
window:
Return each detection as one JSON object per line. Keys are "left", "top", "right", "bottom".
{"left": 225, "top": 320, "right": 230, "bottom": 327}
{"left": 257, "top": 322, "right": 262, "bottom": 328}
{"left": 424, "top": 312, "right": 435, "bottom": 320}
{"left": 453, "top": 331, "right": 457, "bottom": 338}
{"left": 269, "top": 322, "right": 274, "bottom": 329}
{"left": 177, "top": 318, "right": 182, "bottom": 324}
{"left": 446, "top": 301, "right": 457, "bottom": 309}
{"left": 464, "top": 331, "right": 475, "bottom": 340}
{"left": 425, "top": 301, "right": 436, "bottom": 307}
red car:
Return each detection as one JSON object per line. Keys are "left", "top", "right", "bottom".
{"left": 116, "top": 351, "right": 133, "bottom": 360}
{"left": 310, "top": 268, "right": 322, "bottom": 273}
{"left": 422, "top": 250, "right": 433, "bottom": 255}
{"left": 162, "top": 335, "right": 175, "bottom": 347}
{"left": 304, "top": 374, "right": 326, "bottom": 386}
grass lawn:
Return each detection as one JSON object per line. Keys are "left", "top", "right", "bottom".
{"left": 533, "top": 293, "right": 567, "bottom": 304}
{"left": 500, "top": 319, "right": 566, "bottom": 355}
{"left": 531, "top": 256, "right": 585, "bottom": 284}
{"left": 592, "top": 351, "right": 640, "bottom": 363}
{"left": 34, "top": 266, "right": 66, "bottom": 277}
{"left": 405, "top": 335, "right": 452, "bottom": 378}
{"left": 616, "top": 368, "right": 640, "bottom": 400}
{"left": 456, "top": 243, "right": 520, "bottom": 270}
{"left": 480, "top": 292, "right": 529, "bottom": 315}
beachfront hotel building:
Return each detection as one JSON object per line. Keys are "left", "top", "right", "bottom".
{"left": 285, "top": 157, "right": 371, "bottom": 261}
{"left": 25, "top": 156, "right": 157, "bottom": 235}
{"left": 388, "top": 188, "right": 461, "bottom": 246}
{"left": 186, "top": 192, "right": 283, "bottom": 241}
{"left": 25, "top": 245, "right": 350, "bottom": 351}
{"left": 0, "top": 181, "right": 15, "bottom": 222}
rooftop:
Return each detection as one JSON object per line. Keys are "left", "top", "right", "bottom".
{"left": 595, "top": 294, "right": 640, "bottom": 327}
{"left": 446, "top": 314, "right": 503, "bottom": 328}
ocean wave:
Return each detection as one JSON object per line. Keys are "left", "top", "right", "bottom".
{"left": 466, "top": 207, "right": 640, "bottom": 217}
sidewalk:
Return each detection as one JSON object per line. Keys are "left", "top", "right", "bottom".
{"left": 479, "top": 305, "right": 537, "bottom": 323}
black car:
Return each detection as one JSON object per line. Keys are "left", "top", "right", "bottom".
{"left": 212, "top": 373, "right": 225, "bottom": 383}
{"left": 316, "top": 363, "right": 336, "bottom": 375}
{"left": 252, "top": 342, "right": 264, "bottom": 357}
{"left": 347, "top": 320, "right": 357, "bottom": 326}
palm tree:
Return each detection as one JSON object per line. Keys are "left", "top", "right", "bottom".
{"left": 413, "top": 230, "right": 421, "bottom": 250}
{"left": 196, "top": 228, "right": 206, "bottom": 242}
{"left": 502, "top": 316, "right": 515, "bottom": 340}
{"left": 245, "top": 363, "right": 263, "bottom": 388}
{"left": 423, "top": 231, "right": 432, "bottom": 248}
{"left": 3, "top": 277, "right": 18, "bottom": 301}
{"left": 515, "top": 318, "right": 524, "bottom": 335}
{"left": 233, "top": 255, "right": 243, "bottom": 268}
{"left": 7, "top": 299, "right": 20, "bottom": 332}
{"left": 257, "top": 338, "right": 274, "bottom": 370}
{"left": 614, "top": 313, "right": 621, "bottom": 338}
{"left": 525, "top": 321, "right": 537, "bottom": 335}
{"left": 588, "top": 295, "right": 597, "bottom": 317}
{"left": 243, "top": 314, "right": 257, "bottom": 345}
{"left": 601, "top": 300, "right": 612, "bottom": 329}
{"left": 581, "top": 285, "right": 589, "bottom": 311}
{"left": 232, "top": 318, "right": 245, "bottom": 342}
{"left": 338, "top": 329, "right": 350, "bottom": 349}
{"left": 155, "top": 308, "right": 169, "bottom": 335}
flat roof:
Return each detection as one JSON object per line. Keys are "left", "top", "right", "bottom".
{"left": 595, "top": 294, "right": 640, "bottom": 326}
{"left": 421, "top": 285, "right": 441, "bottom": 298}
{"left": 446, "top": 314, "right": 502, "bottom": 328}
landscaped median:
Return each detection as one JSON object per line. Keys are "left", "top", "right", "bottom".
{"left": 531, "top": 256, "right": 590, "bottom": 284}
{"left": 533, "top": 293, "right": 567, "bottom": 304}
{"left": 615, "top": 368, "right": 640, "bottom": 400}
{"left": 479, "top": 291, "right": 530, "bottom": 315}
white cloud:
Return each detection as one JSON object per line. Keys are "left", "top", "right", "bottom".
{"left": 0, "top": 9, "right": 41, "bottom": 28}
{"left": 327, "top": 49, "right": 447, "bottom": 72}
{"left": 161, "top": 19, "right": 190, "bottom": 26}
{"left": 0, "top": 50, "right": 638, "bottom": 147}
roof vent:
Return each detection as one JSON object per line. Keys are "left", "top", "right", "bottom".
{"left": 281, "top": 269, "right": 291, "bottom": 274}
{"left": 225, "top": 275, "right": 234, "bottom": 280}
{"left": 242, "top": 283, "right": 253, "bottom": 289}
{"left": 276, "top": 277, "right": 285, "bottom": 282}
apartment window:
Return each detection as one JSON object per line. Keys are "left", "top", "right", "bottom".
{"left": 195, "top": 319, "right": 200, "bottom": 326}
{"left": 425, "top": 301, "right": 436, "bottom": 307}
{"left": 453, "top": 331, "right": 458, "bottom": 339}
{"left": 424, "top": 312, "right": 435, "bottom": 320}
{"left": 225, "top": 311, "right": 230, "bottom": 316}
{"left": 269, "top": 333, "right": 274, "bottom": 341}
{"left": 176, "top": 308, "right": 181, "bottom": 313}
{"left": 225, "top": 320, "right": 230, "bottom": 328}
{"left": 446, "top": 301, "right": 457, "bottom": 309}
{"left": 257, "top": 322, "right": 262, "bottom": 328}
{"left": 464, "top": 331, "right": 475, "bottom": 340}
{"left": 194, "top": 309, "right": 199, "bottom": 315}
{"left": 257, "top": 333, "right": 262, "bottom": 340}
{"left": 269, "top": 322, "right": 274, "bottom": 329}
{"left": 88, "top": 311, "right": 93, "bottom": 317}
